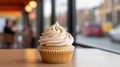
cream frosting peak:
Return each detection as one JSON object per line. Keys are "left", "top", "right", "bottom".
{"left": 38, "top": 21, "right": 74, "bottom": 46}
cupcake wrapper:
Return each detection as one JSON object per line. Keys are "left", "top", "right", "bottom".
{"left": 38, "top": 48, "right": 74, "bottom": 64}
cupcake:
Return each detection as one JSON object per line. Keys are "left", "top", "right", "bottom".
{"left": 38, "top": 22, "right": 74, "bottom": 63}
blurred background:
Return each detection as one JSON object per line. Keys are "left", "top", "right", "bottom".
{"left": 0, "top": 0, "right": 120, "bottom": 53}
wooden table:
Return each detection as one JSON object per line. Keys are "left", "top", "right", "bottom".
{"left": 0, "top": 48, "right": 120, "bottom": 67}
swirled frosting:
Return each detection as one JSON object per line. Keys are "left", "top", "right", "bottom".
{"left": 38, "top": 22, "right": 74, "bottom": 46}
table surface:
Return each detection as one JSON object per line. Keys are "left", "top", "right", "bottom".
{"left": 0, "top": 48, "right": 120, "bottom": 67}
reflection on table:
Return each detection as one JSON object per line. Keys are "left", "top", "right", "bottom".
{"left": 0, "top": 48, "right": 120, "bottom": 67}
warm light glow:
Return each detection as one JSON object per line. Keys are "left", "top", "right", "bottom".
{"left": 25, "top": 5, "right": 32, "bottom": 13}
{"left": 29, "top": 1, "right": 37, "bottom": 9}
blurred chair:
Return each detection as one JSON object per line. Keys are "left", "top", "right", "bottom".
{"left": 3, "top": 33, "right": 14, "bottom": 48}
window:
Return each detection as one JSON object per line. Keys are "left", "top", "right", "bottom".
{"left": 106, "top": 13, "right": 112, "bottom": 22}
{"left": 118, "top": 0, "right": 120, "bottom": 4}
{"left": 56, "top": 0, "right": 68, "bottom": 31}
{"left": 117, "top": 11, "right": 120, "bottom": 23}
{"left": 75, "top": 0, "right": 120, "bottom": 53}
{"left": 44, "top": 0, "right": 51, "bottom": 29}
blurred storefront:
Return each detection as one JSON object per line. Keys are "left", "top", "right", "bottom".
{"left": 99, "top": 0, "right": 120, "bottom": 24}
{"left": 0, "top": 0, "right": 119, "bottom": 55}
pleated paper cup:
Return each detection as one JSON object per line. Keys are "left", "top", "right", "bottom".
{"left": 38, "top": 46, "right": 74, "bottom": 64}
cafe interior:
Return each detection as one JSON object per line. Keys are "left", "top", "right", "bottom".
{"left": 0, "top": 0, "right": 120, "bottom": 67}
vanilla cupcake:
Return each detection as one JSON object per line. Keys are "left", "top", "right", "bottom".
{"left": 38, "top": 22, "right": 74, "bottom": 63}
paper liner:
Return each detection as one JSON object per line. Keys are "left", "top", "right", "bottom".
{"left": 38, "top": 48, "right": 74, "bottom": 64}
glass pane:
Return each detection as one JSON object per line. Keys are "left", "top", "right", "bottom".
{"left": 76, "top": 0, "right": 120, "bottom": 52}
{"left": 29, "top": 10, "right": 37, "bottom": 38}
{"left": 44, "top": 0, "right": 51, "bottom": 29}
{"left": 56, "top": 0, "right": 68, "bottom": 31}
